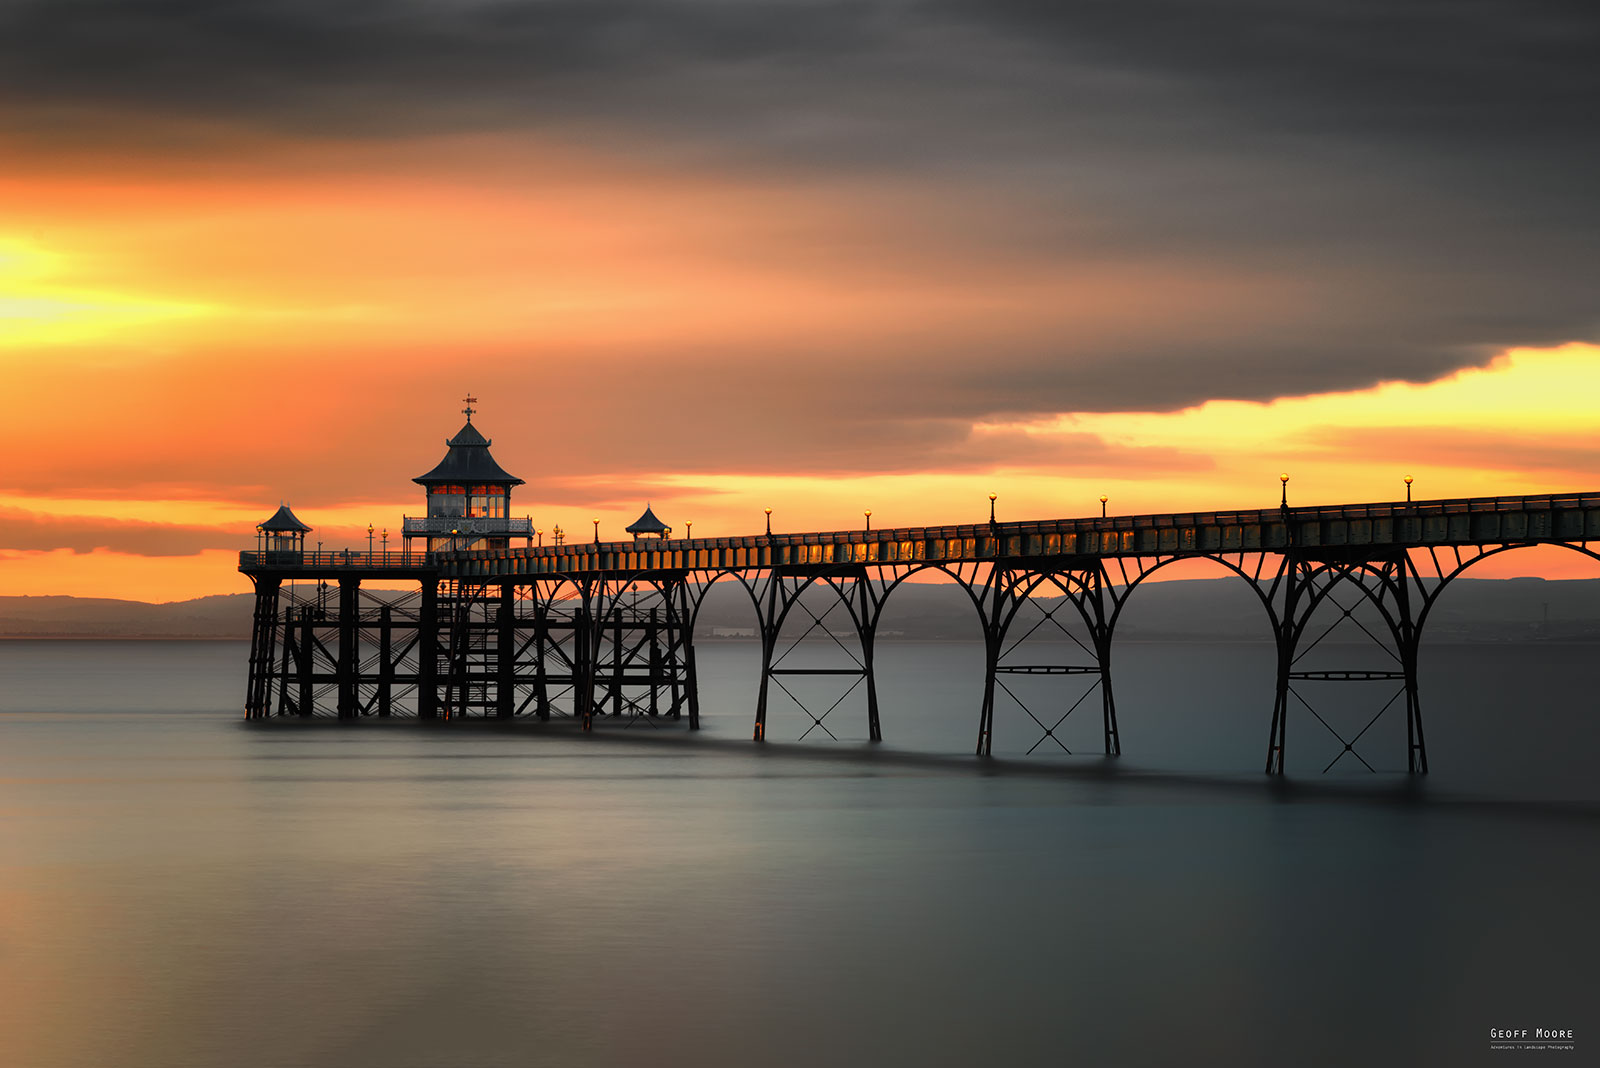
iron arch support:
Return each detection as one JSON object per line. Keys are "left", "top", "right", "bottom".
{"left": 748, "top": 565, "right": 907, "bottom": 743}
{"left": 1264, "top": 550, "right": 1428, "bottom": 776}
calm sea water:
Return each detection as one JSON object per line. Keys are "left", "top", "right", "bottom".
{"left": 1, "top": 638, "right": 1595, "bottom": 1067}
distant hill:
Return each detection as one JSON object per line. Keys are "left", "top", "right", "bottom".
{"left": 0, "top": 594, "right": 257, "bottom": 638}
{"left": 1, "top": 576, "right": 1597, "bottom": 641}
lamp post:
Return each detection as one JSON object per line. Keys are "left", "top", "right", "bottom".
{"left": 451, "top": 528, "right": 459, "bottom": 552}
{"left": 988, "top": 493, "right": 997, "bottom": 525}
{"left": 764, "top": 508, "right": 772, "bottom": 536}
{"left": 537, "top": 529, "right": 543, "bottom": 547}
{"left": 1099, "top": 495, "right": 1108, "bottom": 518}
{"left": 686, "top": 520, "right": 693, "bottom": 539}
{"left": 255, "top": 524, "right": 264, "bottom": 557}
{"left": 864, "top": 509, "right": 872, "bottom": 532}
{"left": 554, "top": 524, "right": 564, "bottom": 546}
{"left": 592, "top": 517, "right": 600, "bottom": 544}
{"left": 1280, "top": 473, "right": 1290, "bottom": 508}
{"left": 367, "top": 524, "right": 374, "bottom": 558}
{"left": 1404, "top": 475, "right": 1413, "bottom": 502}
{"left": 381, "top": 528, "right": 388, "bottom": 559}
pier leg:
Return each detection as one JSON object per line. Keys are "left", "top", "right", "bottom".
{"left": 1393, "top": 556, "right": 1429, "bottom": 774}
{"left": 337, "top": 578, "right": 360, "bottom": 719}
{"left": 276, "top": 607, "right": 294, "bottom": 716}
{"left": 685, "top": 640, "right": 701, "bottom": 730}
{"left": 753, "top": 575, "right": 781, "bottom": 742}
{"left": 612, "top": 611, "right": 624, "bottom": 717}
{"left": 1405, "top": 655, "right": 1428, "bottom": 774}
{"left": 533, "top": 596, "right": 551, "bottom": 721}
{"left": 862, "top": 627, "right": 882, "bottom": 742}
{"left": 1265, "top": 560, "right": 1300, "bottom": 774}
{"left": 418, "top": 578, "right": 438, "bottom": 720}
{"left": 245, "top": 577, "right": 281, "bottom": 719}
{"left": 297, "top": 613, "right": 314, "bottom": 717}
{"left": 378, "top": 604, "right": 393, "bottom": 717}
{"left": 1266, "top": 641, "right": 1291, "bottom": 775}
{"left": 976, "top": 631, "right": 999, "bottom": 756}
{"left": 497, "top": 584, "right": 515, "bottom": 719}
{"left": 1086, "top": 566, "right": 1121, "bottom": 756}
{"left": 577, "top": 605, "right": 594, "bottom": 732}
{"left": 663, "top": 602, "right": 683, "bottom": 720}
{"left": 648, "top": 608, "right": 661, "bottom": 718}
{"left": 672, "top": 580, "right": 698, "bottom": 729}
{"left": 754, "top": 632, "right": 772, "bottom": 742}
{"left": 1099, "top": 635, "right": 1120, "bottom": 756}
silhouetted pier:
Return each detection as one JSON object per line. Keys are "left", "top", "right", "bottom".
{"left": 240, "top": 406, "right": 1600, "bottom": 773}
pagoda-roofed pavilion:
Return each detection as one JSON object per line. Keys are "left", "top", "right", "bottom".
{"left": 257, "top": 504, "right": 311, "bottom": 557}
{"left": 625, "top": 504, "right": 671, "bottom": 541}
{"left": 403, "top": 397, "right": 534, "bottom": 552}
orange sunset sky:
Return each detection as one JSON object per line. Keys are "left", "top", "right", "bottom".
{"left": 2, "top": 2, "right": 1596, "bottom": 601}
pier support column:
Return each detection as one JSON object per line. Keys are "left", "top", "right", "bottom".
{"left": 1097, "top": 633, "right": 1120, "bottom": 756}
{"left": 418, "top": 578, "right": 439, "bottom": 720}
{"left": 857, "top": 579, "right": 882, "bottom": 742}
{"left": 276, "top": 606, "right": 295, "bottom": 716}
{"left": 972, "top": 566, "right": 1016, "bottom": 757}
{"left": 861, "top": 626, "right": 882, "bottom": 742}
{"left": 611, "top": 610, "right": 624, "bottom": 717}
{"left": 1089, "top": 565, "right": 1121, "bottom": 757}
{"left": 377, "top": 604, "right": 393, "bottom": 717}
{"left": 576, "top": 604, "right": 595, "bottom": 731}
{"left": 337, "top": 578, "right": 361, "bottom": 719}
{"left": 661, "top": 600, "right": 683, "bottom": 720}
{"left": 670, "top": 579, "right": 700, "bottom": 729}
{"left": 1265, "top": 559, "right": 1301, "bottom": 775}
{"left": 497, "top": 583, "right": 515, "bottom": 719}
{"left": 684, "top": 640, "right": 701, "bottom": 730}
{"left": 297, "top": 612, "right": 314, "bottom": 717}
{"left": 1393, "top": 555, "right": 1429, "bottom": 774}
{"left": 976, "top": 630, "right": 1000, "bottom": 756}
{"left": 648, "top": 608, "right": 661, "bottom": 718}
{"left": 532, "top": 594, "right": 551, "bottom": 721}
{"left": 245, "top": 576, "right": 281, "bottom": 719}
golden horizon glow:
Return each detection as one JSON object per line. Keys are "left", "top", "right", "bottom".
{"left": 1, "top": 341, "right": 1596, "bottom": 600}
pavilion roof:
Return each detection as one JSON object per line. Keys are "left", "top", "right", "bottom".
{"left": 625, "top": 504, "right": 670, "bottom": 534}
{"left": 259, "top": 503, "right": 311, "bottom": 533}
{"left": 413, "top": 420, "right": 524, "bottom": 487}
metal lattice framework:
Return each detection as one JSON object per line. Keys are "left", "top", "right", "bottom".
{"left": 242, "top": 491, "right": 1600, "bottom": 773}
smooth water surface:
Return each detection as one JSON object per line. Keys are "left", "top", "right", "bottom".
{"left": 1, "top": 639, "right": 1595, "bottom": 1067}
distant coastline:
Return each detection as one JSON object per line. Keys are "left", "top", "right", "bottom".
{"left": 3, "top": 576, "right": 1597, "bottom": 643}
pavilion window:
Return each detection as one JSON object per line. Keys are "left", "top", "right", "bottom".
{"left": 429, "top": 484, "right": 467, "bottom": 519}
{"left": 468, "top": 485, "right": 507, "bottom": 519}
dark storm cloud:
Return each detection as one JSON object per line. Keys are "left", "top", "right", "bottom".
{"left": 4, "top": 0, "right": 1597, "bottom": 417}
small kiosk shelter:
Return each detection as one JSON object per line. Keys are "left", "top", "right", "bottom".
{"left": 257, "top": 504, "right": 311, "bottom": 561}
{"left": 625, "top": 504, "right": 671, "bottom": 542}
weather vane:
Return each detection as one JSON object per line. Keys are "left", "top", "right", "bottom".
{"left": 461, "top": 394, "right": 478, "bottom": 422}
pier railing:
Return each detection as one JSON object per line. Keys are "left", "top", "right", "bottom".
{"left": 400, "top": 516, "right": 535, "bottom": 537}
{"left": 240, "top": 492, "right": 1600, "bottom": 580}
{"left": 240, "top": 550, "right": 437, "bottom": 570}
{"left": 438, "top": 491, "right": 1600, "bottom": 578}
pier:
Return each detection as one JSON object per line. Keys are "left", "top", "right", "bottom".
{"left": 241, "top": 407, "right": 1600, "bottom": 774}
